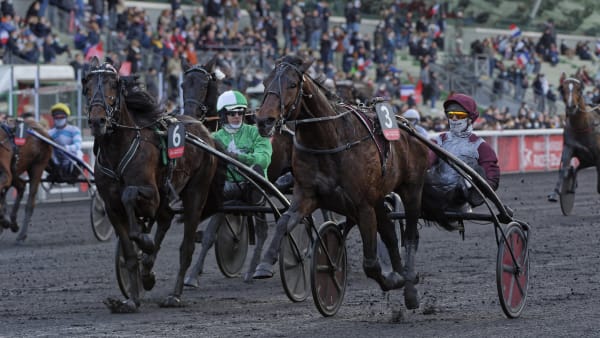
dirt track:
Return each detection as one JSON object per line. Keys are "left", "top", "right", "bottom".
{"left": 1, "top": 170, "right": 599, "bottom": 337}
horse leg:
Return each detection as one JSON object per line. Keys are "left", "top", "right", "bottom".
{"left": 0, "top": 187, "right": 12, "bottom": 230}
{"left": 549, "top": 145, "right": 573, "bottom": 201}
{"left": 13, "top": 179, "right": 28, "bottom": 243}
{"left": 374, "top": 201, "right": 403, "bottom": 273}
{"left": 244, "top": 212, "right": 268, "bottom": 282}
{"left": 399, "top": 187, "right": 422, "bottom": 309}
{"left": 358, "top": 206, "right": 405, "bottom": 292}
{"left": 15, "top": 167, "right": 44, "bottom": 242}
{"left": 121, "top": 186, "right": 157, "bottom": 254}
{"left": 253, "top": 198, "right": 317, "bottom": 279}
{"left": 104, "top": 233, "right": 141, "bottom": 313}
{"left": 184, "top": 214, "right": 222, "bottom": 288}
{"left": 140, "top": 212, "right": 172, "bottom": 292}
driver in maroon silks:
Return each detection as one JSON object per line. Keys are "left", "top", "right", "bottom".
{"left": 421, "top": 93, "right": 500, "bottom": 230}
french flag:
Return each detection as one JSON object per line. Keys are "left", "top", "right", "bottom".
{"left": 509, "top": 24, "right": 521, "bottom": 38}
{"left": 516, "top": 51, "right": 529, "bottom": 67}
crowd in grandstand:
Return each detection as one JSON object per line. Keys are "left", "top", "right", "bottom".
{"left": 1, "top": 0, "right": 600, "bottom": 133}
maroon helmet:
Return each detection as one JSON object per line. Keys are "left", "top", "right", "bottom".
{"left": 443, "top": 93, "right": 479, "bottom": 121}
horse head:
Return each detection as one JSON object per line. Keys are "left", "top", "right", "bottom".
{"left": 561, "top": 77, "right": 586, "bottom": 117}
{"left": 82, "top": 56, "right": 123, "bottom": 137}
{"left": 181, "top": 55, "right": 219, "bottom": 120}
{"left": 255, "top": 55, "right": 313, "bottom": 137}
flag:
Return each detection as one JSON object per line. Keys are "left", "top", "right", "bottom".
{"left": 0, "top": 30, "right": 8, "bottom": 45}
{"left": 509, "top": 24, "right": 521, "bottom": 38}
{"left": 85, "top": 41, "right": 104, "bottom": 61}
{"left": 516, "top": 51, "right": 529, "bottom": 67}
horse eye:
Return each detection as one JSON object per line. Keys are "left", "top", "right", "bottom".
{"left": 289, "top": 83, "right": 297, "bottom": 89}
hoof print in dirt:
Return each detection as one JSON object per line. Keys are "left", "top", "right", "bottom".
{"left": 104, "top": 298, "right": 139, "bottom": 313}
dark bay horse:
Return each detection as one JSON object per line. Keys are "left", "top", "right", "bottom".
{"left": 0, "top": 119, "right": 52, "bottom": 243}
{"left": 253, "top": 55, "right": 430, "bottom": 309}
{"left": 83, "top": 57, "right": 225, "bottom": 312}
{"left": 180, "top": 59, "right": 293, "bottom": 285}
{"left": 181, "top": 56, "right": 220, "bottom": 131}
{"left": 336, "top": 79, "right": 372, "bottom": 104}
{"left": 548, "top": 77, "right": 600, "bottom": 202}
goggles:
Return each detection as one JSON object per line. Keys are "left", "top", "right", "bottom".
{"left": 446, "top": 111, "right": 469, "bottom": 119}
{"left": 226, "top": 109, "right": 245, "bottom": 117}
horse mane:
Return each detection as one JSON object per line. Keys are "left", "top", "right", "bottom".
{"left": 121, "top": 75, "right": 164, "bottom": 122}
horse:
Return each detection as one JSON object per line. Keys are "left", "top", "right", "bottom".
{"left": 253, "top": 55, "right": 430, "bottom": 309}
{"left": 0, "top": 119, "right": 52, "bottom": 243}
{"left": 83, "top": 56, "right": 225, "bottom": 313}
{"left": 547, "top": 77, "right": 600, "bottom": 202}
{"left": 181, "top": 56, "right": 220, "bottom": 131}
{"left": 180, "top": 59, "right": 294, "bottom": 285}
{"left": 336, "top": 79, "right": 373, "bottom": 104}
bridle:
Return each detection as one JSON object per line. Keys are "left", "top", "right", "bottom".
{"left": 183, "top": 64, "right": 215, "bottom": 119}
{"left": 85, "top": 63, "right": 122, "bottom": 130}
{"left": 262, "top": 62, "right": 307, "bottom": 129}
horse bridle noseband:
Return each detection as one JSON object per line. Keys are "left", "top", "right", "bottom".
{"left": 86, "top": 64, "right": 122, "bottom": 130}
{"left": 183, "top": 65, "right": 215, "bottom": 119}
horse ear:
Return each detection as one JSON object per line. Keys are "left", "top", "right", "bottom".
{"left": 300, "top": 58, "right": 314, "bottom": 73}
{"left": 205, "top": 54, "right": 218, "bottom": 72}
{"left": 90, "top": 56, "right": 100, "bottom": 68}
{"left": 181, "top": 58, "right": 191, "bottom": 72}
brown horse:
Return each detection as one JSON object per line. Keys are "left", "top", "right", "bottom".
{"left": 83, "top": 56, "right": 225, "bottom": 312}
{"left": 253, "top": 55, "right": 430, "bottom": 309}
{"left": 0, "top": 119, "right": 52, "bottom": 243}
{"left": 548, "top": 77, "right": 600, "bottom": 202}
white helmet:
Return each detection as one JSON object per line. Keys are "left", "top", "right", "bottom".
{"left": 217, "top": 90, "right": 248, "bottom": 113}
{"left": 403, "top": 109, "right": 420, "bottom": 122}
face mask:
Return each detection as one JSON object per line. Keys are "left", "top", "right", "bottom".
{"left": 54, "top": 118, "right": 67, "bottom": 128}
{"left": 224, "top": 122, "right": 242, "bottom": 133}
{"left": 448, "top": 118, "right": 471, "bottom": 137}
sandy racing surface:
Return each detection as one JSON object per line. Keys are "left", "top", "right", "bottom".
{"left": 1, "top": 170, "right": 599, "bottom": 337}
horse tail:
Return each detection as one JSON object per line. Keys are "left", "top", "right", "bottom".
{"left": 420, "top": 184, "right": 456, "bottom": 232}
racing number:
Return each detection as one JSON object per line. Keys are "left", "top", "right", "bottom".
{"left": 168, "top": 123, "right": 185, "bottom": 159}
{"left": 375, "top": 102, "right": 400, "bottom": 141}
{"left": 380, "top": 104, "right": 394, "bottom": 128}
{"left": 15, "top": 118, "right": 26, "bottom": 146}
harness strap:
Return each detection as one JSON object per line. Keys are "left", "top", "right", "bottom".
{"left": 97, "top": 131, "right": 141, "bottom": 181}
{"left": 293, "top": 134, "right": 370, "bottom": 154}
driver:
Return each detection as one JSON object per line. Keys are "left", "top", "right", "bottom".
{"left": 46, "top": 103, "right": 83, "bottom": 182}
{"left": 422, "top": 93, "right": 500, "bottom": 228}
{"left": 212, "top": 90, "right": 273, "bottom": 202}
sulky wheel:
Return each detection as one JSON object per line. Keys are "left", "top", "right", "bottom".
{"left": 496, "top": 221, "right": 529, "bottom": 318}
{"left": 560, "top": 166, "right": 577, "bottom": 216}
{"left": 215, "top": 214, "right": 249, "bottom": 278}
{"left": 115, "top": 241, "right": 145, "bottom": 299}
{"left": 279, "top": 217, "right": 313, "bottom": 302}
{"left": 90, "top": 191, "right": 113, "bottom": 241}
{"left": 311, "top": 221, "right": 347, "bottom": 317}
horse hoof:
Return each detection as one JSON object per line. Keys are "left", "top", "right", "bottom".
{"left": 103, "top": 297, "right": 139, "bottom": 313}
{"left": 141, "top": 271, "right": 156, "bottom": 291}
{"left": 252, "top": 263, "right": 274, "bottom": 279}
{"left": 10, "top": 222, "right": 19, "bottom": 233}
{"left": 403, "top": 282, "right": 420, "bottom": 310}
{"left": 15, "top": 234, "right": 26, "bottom": 244}
{"left": 184, "top": 276, "right": 199, "bottom": 288}
{"left": 160, "top": 295, "right": 184, "bottom": 308}
{"left": 547, "top": 193, "right": 558, "bottom": 202}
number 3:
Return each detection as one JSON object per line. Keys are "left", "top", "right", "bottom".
{"left": 381, "top": 105, "right": 393, "bottom": 128}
